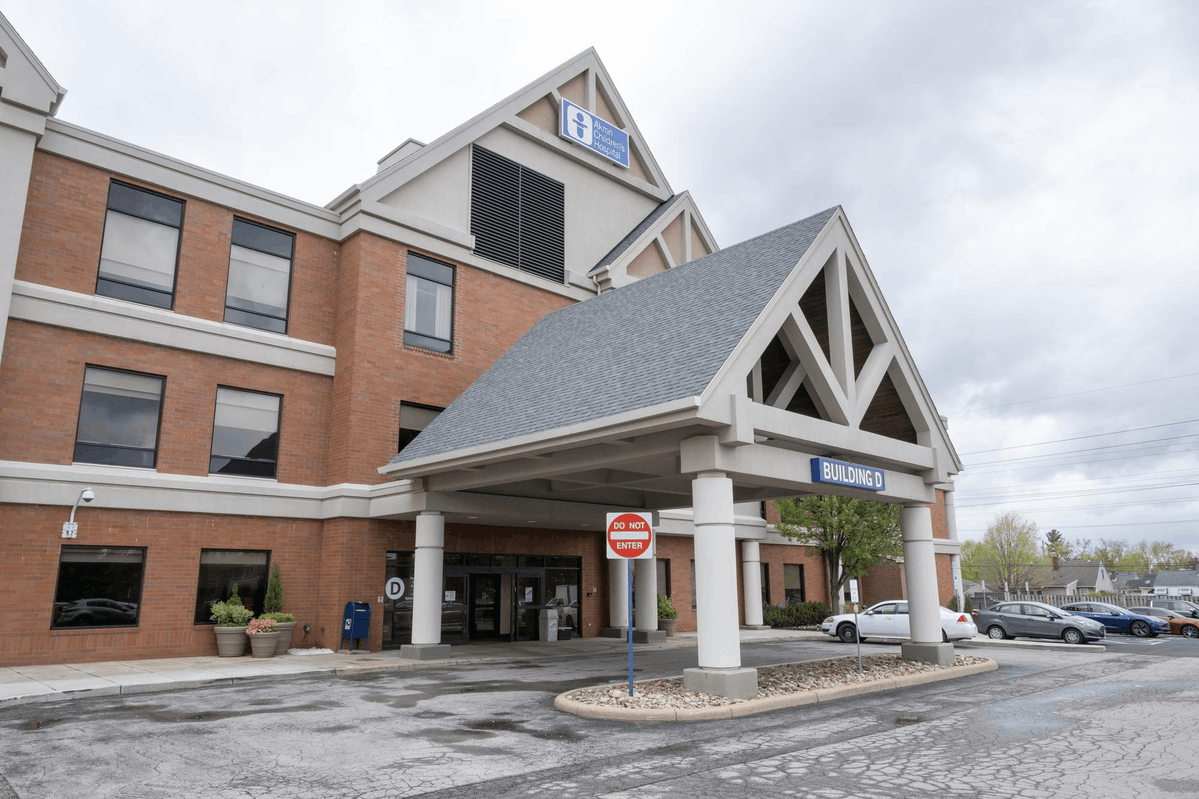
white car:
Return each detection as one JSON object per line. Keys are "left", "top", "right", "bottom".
{"left": 820, "top": 600, "right": 977, "bottom": 643}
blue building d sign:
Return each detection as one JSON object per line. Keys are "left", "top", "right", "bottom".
{"left": 559, "top": 98, "right": 630, "bottom": 169}
{"left": 810, "top": 457, "right": 886, "bottom": 492}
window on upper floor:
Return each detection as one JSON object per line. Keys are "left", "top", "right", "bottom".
{"left": 470, "top": 146, "right": 565, "bottom": 283}
{"left": 398, "top": 401, "right": 444, "bottom": 452}
{"left": 74, "top": 366, "right": 165, "bottom": 468}
{"left": 97, "top": 182, "right": 184, "bottom": 309}
{"left": 225, "top": 219, "right": 294, "bottom": 334}
{"left": 209, "top": 387, "right": 281, "bottom": 479}
{"left": 403, "top": 253, "right": 454, "bottom": 352}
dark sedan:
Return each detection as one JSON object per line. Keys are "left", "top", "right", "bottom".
{"left": 1058, "top": 601, "right": 1170, "bottom": 637}
{"left": 974, "top": 601, "right": 1106, "bottom": 644}
{"left": 1130, "top": 607, "right": 1199, "bottom": 639}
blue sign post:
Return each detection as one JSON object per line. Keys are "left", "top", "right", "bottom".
{"left": 559, "top": 98, "right": 630, "bottom": 169}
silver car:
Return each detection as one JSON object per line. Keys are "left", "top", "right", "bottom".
{"left": 974, "top": 601, "right": 1105, "bottom": 644}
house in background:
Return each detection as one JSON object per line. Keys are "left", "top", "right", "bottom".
{"left": 1151, "top": 570, "right": 1199, "bottom": 597}
{"left": 1112, "top": 572, "right": 1152, "bottom": 595}
{"left": 1037, "top": 559, "right": 1115, "bottom": 597}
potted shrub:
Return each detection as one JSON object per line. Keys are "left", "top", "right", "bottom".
{"left": 657, "top": 593, "right": 678, "bottom": 636}
{"left": 245, "top": 617, "right": 280, "bottom": 658}
{"left": 260, "top": 564, "right": 296, "bottom": 655}
{"left": 210, "top": 583, "right": 254, "bottom": 657}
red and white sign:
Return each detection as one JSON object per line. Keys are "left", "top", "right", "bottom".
{"left": 606, "top": 512, "right": 654, "bottom": 560}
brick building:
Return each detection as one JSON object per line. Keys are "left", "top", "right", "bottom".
{"left": 0, "top": 12, "right": 964, "bottom": 673}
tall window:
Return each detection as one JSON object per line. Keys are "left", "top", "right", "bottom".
{"left": 210, "top": 387, "right": 281, "bottom": 478}
{"left": 761, "top": 562, "right": 771, "bottom": 605}
{"left": 97, "top": 182, "right": 184, "bottom": 309}
{"left": 657, "top": 558, "right": 671, "bottom": 598}
{"left": 52, "top": 546, "right": 146, "bottom": 629}
{"left": 403, "top": 253, "right": 454, "bottom": 352}
{"left": 398, "top": 402, "right": 443, "bottom": 452}
{"left": 74, "top": 366, "right": 164, "bottom": 468}
{"left": 690, "top": 559, "right": 697, "bottom": 608}
{"left": 784, "top": 563, "right": 805, "bottom": 604}
{"left": 193, "top": 549, "right": 270, "bottom": 623}
{"left": 470, "top": 146, "right": 565, "bottom": 283}
{"left": 225, "top": 219, "right": 294, "bottom": 333}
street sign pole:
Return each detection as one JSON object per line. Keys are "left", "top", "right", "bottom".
{"left": 606, "top": 511, "right": 654, "bottom": 699}
{"left": 849, "top": 578, "right": 862, "bottom": 676}
{"left": 627, "top": 558, "right": 634, "bottom": 697}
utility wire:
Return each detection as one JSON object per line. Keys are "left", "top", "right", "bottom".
{"left": 967, "top": 433, "right": 1199, "bottom": 467}
{"left": 960, "top": 417, "right": 1199, "bottom": 456}
{"left": 947, "top": 371, "right": 1199, "bottom": 415}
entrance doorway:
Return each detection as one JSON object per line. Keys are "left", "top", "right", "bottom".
{"left": 469, "top": 574, "right": 501, "bottom": 639}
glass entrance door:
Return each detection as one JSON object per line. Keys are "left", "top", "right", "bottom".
{"left": 469, "top": 574, "right": 501, "bottom": 639}
{"left": 514, "top": 575, "right": 542, "bottom": 641}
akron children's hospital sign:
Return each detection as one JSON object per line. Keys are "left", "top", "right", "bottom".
{"left": 811, "top": 457, "right": 886, "bottom": 492}
{"left": 559, "top": 98, "right": 630, "bottom": 169}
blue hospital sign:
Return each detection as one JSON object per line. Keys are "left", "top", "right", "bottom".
{"left": 559, "top": 98, "right": 630, "bottom": 169}
{"left": 810, "top": 457, "right": 886, "bottom": 492}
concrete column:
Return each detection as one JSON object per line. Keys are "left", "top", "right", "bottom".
{"left": 741, "top": 541, "right": 765, "bottom": 627}
{"left": 633, "top": 557, "right": 664, "bottom": 642}
{"left": 400, "top": 512, "right": 451, "bottom": 660}
{"left": 944, "top": 488, "right": 965, "bottom": 612}
{"left": 0, "top": 125, "right": 39, "bottom": 369}
{"left": 599, "top": 558, "right": 630, "bottom": 638}
{"left": 683, "top": 471, "right": 757, "bottom": 699}
{"left": 900, "top": 504, "right": 953, "bottom": 666}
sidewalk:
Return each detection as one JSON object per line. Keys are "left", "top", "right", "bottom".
{"left": 0, "top": 627, "right": 1096, "bottom": 709}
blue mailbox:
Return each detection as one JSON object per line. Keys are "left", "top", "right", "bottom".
{"left": 340, "top": 601, "right": 371, "bottom": 652}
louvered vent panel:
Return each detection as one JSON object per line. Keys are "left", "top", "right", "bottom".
{"left": 471, "top": 146, "right": 564, "bottom": 283}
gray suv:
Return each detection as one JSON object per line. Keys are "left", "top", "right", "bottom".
{"left": 1145, "top": 599, "right": 1199, "bottom": 619}
{"left": 974, "top": 601, "right": 1106, "bottom": 644}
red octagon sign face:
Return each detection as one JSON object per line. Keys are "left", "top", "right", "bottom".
{"left": 606, "top": 512, "right": 653, "bottom": 559}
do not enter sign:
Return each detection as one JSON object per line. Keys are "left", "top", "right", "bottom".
{"left": 606, "top": 512, "right": 654, "bottom": 560}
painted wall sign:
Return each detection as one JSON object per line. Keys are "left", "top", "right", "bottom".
{"left": 560, "top": 98, "right": 630, "bottom": 169}
{"left": 810, "top": 457, "right": 886, "bottom": 491}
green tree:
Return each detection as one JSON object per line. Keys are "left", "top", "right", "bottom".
{"left": 960, "top": 540, "right": 982, "bottom": 582}
{"left": 1044, "top": 529, "right": 1071, "bottom": 559}
{"left": 974, "top": 511, "right": 1049, "bottom": 590}
{"left": 264, "top": 565, "right": 284, "bottom": 613}
{"left": 775, "top": 495, "right": 902, "bottom": 610}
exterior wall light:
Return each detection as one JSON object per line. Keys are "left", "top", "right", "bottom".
{"left": 62, "top": 487, "right": 95, "bottom": 539}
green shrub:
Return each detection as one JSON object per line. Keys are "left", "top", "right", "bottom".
{"left": 261, "top": 612, "right": 295, "bottom": 623}
{"left": 947, "top": 595, "right": 974, "bottom": 614}
{"left": 657, "top": 594, "right": 677, "bottom": 620}
{"left": 264, "top": 565, "right": 285, "bottom": 613}
{"left": 763, "top": 601, "right": 831, "bottom": 628}
{"left": 210, "top": 599, "right": 254, "bottom": 627}
{"left": 227, "top": 582, "right": 244, "bottom": 609}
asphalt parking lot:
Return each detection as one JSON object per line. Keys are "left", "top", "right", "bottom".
{"left": 2, "top": 635, "right": 1198, "bottom": 798}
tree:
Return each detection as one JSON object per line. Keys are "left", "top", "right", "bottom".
{"left": 775, "top": 495, "right": 902, "bottom": 611}
{"left": 973, "top": 511, "right": 1049, "bottom": 590}
{"left": 264, "top": 565, "right": 284, "bottom": 613}
{"left": 960, "top": 540, "right": 982, "bottom": 582}
{"left": 1044, "top": 529, "right": 1072, "bottom": 559}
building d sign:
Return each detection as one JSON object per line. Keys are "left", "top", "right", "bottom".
{"left": 810, "top": 457, "right": 886, "bottom": 492}
{"left": 560, "top": 98, "right": 630, "bottom": 169}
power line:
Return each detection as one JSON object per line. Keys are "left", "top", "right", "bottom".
{"left": 946, "top": 371, "right": 1199, "bottom": 415}
{"left": 962, "top": 443, "right": 1199, "bottom": 476}
{"left": 955, "top": 495, "right": 1199, "bottom": 517}
{"left": 960, "top": 418, "right": 1199, "bottom": 456}
{"left": 959, "top": 518, "right": 1199, "bottom": 533}
{"left": 966, "top": 433, "right": 1199, "bottom": 467}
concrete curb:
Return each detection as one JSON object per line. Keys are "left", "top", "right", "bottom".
{"left": 553, "top": 659, "right": 999, "bottom": 722}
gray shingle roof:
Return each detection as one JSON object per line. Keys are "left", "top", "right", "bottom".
{"left": 1154, "top": 570, "right": 1199, "bottom": 588}
{"left": 389, "top": 206, "right": 838, "bottom": 467}
{"left": 590, "top": 194, "right": 683, "bottom": 273}
{"left": 1044, "top": 560, "right": 1105, "bottom": 588}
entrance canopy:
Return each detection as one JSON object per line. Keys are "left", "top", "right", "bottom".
{"left": 379, "top": 206, "right": 961, "bottom": 524}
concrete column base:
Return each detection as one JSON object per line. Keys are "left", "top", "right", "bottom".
{"left": 399, "top": 644, "right": 452, "bottom": 661}
{"left": 598, "top": 626, "right": 628, "bottom": 639}
{"left": 901, "top": 641, "right": 955, "bottom": 667}
{"left": 632, "top": 629, "right": 666, "bottom": 643}
{"left": 740, "top": 624, "right": 771, "bottom": 631}
{"left": 683, "top": 667, "right": 759, "bottom": 700}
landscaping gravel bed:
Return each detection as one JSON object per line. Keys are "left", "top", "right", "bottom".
{"left": 564, "top": 654, "right": 991, "bottom": 710}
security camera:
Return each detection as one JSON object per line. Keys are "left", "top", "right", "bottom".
{"left": 81, "top": 488, "right": 95, "bottom": 503}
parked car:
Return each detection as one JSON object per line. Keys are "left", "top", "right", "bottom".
{"left": 1058, "top": 601, "right": 1169, "bottom": 637}
{"left": 820, "top": 600, "right": 977, "bottom": 643}
{"left": 973, "top": 601, "right": 1105, "bottom": 644}
{"left": 545, "top": 597, "right": 578, "bottom": 629}
{"left": 53, "top": 598, "right": 139, "bottom": 627}
{"left": 1129, "top": 606, "right": 1199, "bottom": 639}
{"left": 1144, "top": 598, "right": 1199, "bottom": 619}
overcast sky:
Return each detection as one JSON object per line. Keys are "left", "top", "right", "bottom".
{"left": 7, "top": 1, "right": 1199, "bottom": 557}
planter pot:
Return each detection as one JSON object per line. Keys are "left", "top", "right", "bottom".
{"left": 214, "top": 626, "right": 248, "bottom": 657}
{"left": 658, "top": 618, "right": 677, "bottom": 637}
{"left": 249, "top": 631, "right": 282, "bottom": 658}
{"left": 272, "top": 621, "right": 297, "bottom": 655}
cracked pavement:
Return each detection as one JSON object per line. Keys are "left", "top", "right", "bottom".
{"left": 1, "top": 639, "right": 1197, "bottom": 798}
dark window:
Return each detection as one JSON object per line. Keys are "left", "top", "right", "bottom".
{"left": 193, "top": 549, "right": 270, "bottom": 624}
{"left": 784, "top": 563, "right": 805, "bottom": 604}
{"left": 74, "top": 366, "right": 164, "bottom": 468}
{"left": 470, "top": 146, "right": 565, "bottom": 283}
{"left": 657, "top": 558, "right": 671, "bottom": 598}
{"left": 209, "top": 387, "right": 281, "bottom": 478}
{"left": 761, "top": 562, "right": 770, "bottom": 605}
{"left": 690, "top": 559, "right": 697, "bottom": 608}
{"left": 398, "top": 402, "right": 444, "bottom": 452}
{"left": 52, "top": 546, "right": 146, "bottom": 629}
{"left": 225, "top": 219, "right": 294, "bottom": 333}
{"left": 97, "top": 182, "right": 184, "bottom": 309}
{"left": 403, "top": 253, "right": 454, "bottom": 352}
